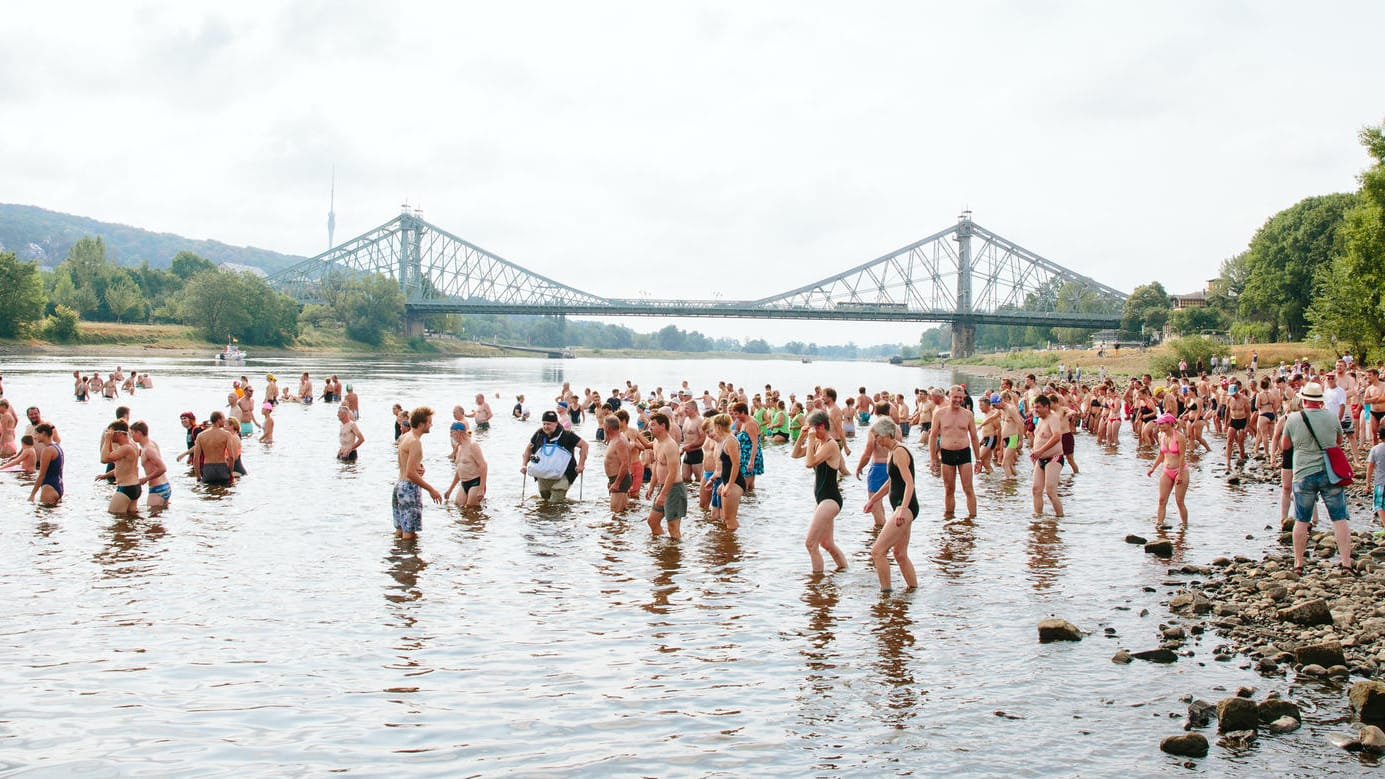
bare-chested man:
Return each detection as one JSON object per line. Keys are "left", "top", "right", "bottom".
{"left": 193, "top": 411, "right": 235, "bottom": 485}
{"left": 101, "top": 420, "right": 141, "bottom": 514}
{"left": 130, "top": 420, "right": 171, "bottom": 508}
{"left": 645, "top": 413, "right": 687, "bottom": 539}
{"left": 472, "top": 393, "right": 494, "bottom": 431}
{"left": 444, "top": 420, "right": 487, "bottom": 507}
{"left": 603, "top": 416, "right": 632, "bottom": 513}
{"left": 679, "top": 400, "right": 706, "bottom": 484}
{"left": 343, "top": 384, "right": 360, "bottom": 419}
{"left": 236, "top": 386, "right": 260, "bottom": 437}
{"left": 337, "top": 406, "right": 365, "bottom": 462}
{"left": 822, "top": 387, "right": 851, "bottom": 462}
{"left": 298, "top": 372, "right": 314, "bottom": 404}
{"left": 929, "top": 385, "right": 980, "bottom": 518}
{"left": 394, "top": 407, "right": 443, "bottom": 539}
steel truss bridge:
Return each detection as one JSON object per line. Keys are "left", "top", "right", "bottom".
{"left": 268, "top": 209, "right": 1126, "bottom": 356}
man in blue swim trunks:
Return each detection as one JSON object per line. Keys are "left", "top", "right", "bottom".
{"left": 130, "top": 420, "right": 171, "bottom": 508}
{"left": 394, "top": 406, "right": 442, "bottom": 540}
{"left": 101, "top": 420, "right": 142, "bottom": 515}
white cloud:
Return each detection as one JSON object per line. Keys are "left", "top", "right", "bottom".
{"left": 2, "top": 0, "right": 1382, "bottom": 342}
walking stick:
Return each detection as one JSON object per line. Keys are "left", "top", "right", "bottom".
{"left": 521, "top": 471, "right": 527, "bottom": 503}
{"left": 578, "top": 470, "right": 584, "bottom": 501}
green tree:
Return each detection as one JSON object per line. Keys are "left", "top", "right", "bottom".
{"left": 1238, "top": 193, "right": 1357, "bottom": 340}
{"left": 170, "top": 251, "right": 216, "bottom": 280}
{"left": 177, "top": 270, "right": 252, "bottom": 342}
{"left": 50, "top": 271, "right": 99, "bottom": 316}
{"left": 1119, "top": 281, "right": 1170, "bottom": 339}
{"left": 656, "top": 324, "right": 686, "bottom": 351}
{"left": 45, "top": 305, "right": 80, "bottom": 342}
{"left": 103, "top": 275, "right": 144, "bottom": 322}
{"left": 0, "top": 252, "right": 45, "bottom": 337}
{"left": 1168, "top": 306, "right": 1229, "bottom": 336}
{"left": 65, "top": 236, "right": 108, "bottom": 280}
{"left": 1307, "top": 120, "right": 1385, "bottom": 361}
{"left": 743, "top": 338, "right": 771, "bottom": 354}
{"left": 329, "top": 274, "right": 404, "bottom": 346}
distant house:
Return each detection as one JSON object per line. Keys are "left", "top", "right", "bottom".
{"left": 1169, "top": 280, "right": 1217, "bottom": 310}
{"left": 219, "top": 261, "right": 267, "bottom": 278}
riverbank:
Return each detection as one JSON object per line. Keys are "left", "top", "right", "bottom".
{"left": 942, "top": 342, "right": 1334, "bottom": 383}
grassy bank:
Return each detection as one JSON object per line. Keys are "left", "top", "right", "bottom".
{"left": 0, "top": 322, "right": 502, "bottom": 358}
{"left": 946, "top": 341, "right": 1335, "bottom": 382}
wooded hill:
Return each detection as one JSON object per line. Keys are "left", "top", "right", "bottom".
{"left": 0, "top": 203, "right": 305, "bottom": 273}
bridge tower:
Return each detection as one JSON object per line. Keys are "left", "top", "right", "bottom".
{"left": 399, "top": 206, "right": 427, "bottom": 337}
{"left": 951, "top": 210, "right": 977, "bottom": 357}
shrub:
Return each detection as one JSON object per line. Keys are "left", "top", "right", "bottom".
{"left": 1150, "top": 336, "right": 1219, "bottom": 378}
{"left": 45, "top": 305, "right": 81, "bottom": 342}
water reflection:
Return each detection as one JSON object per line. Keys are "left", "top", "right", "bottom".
{"left": 1026, "top": 517, "right": 1064, "bottom": 591}
{"left": 932, "top": 516, "right": 977, "bottom": 580}
{"left": 869, "top": 597, "right": 920, "bottom": 728}
{"left": 800, "top": 576, "right": 840, "bottom": 687}
{"left": 92, "top": 515, "right": 166, "bottom": 582}
{"left": 381, "top": 541, "right": 432, "bottom": 725}
{"left": 642, "top": 540, "right": 682, "bottom": 615}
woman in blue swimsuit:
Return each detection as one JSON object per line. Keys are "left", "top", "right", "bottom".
{"left": 29, "top": 423, "right": 63, "bottom": 504}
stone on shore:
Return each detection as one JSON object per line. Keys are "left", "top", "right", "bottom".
{"left": 1257, "top": 699, "right": 1301, "bottom": 725}
{"left": 1216, "top": 697, "right": 1259, "bottom": 733}
{"left": 1132, "top": 648, "right": 1178, "bottom": 664}
{"left": 1266, "top": 716, "right": 1301, "bottom": 734}
{"left": 1279, "top": 598, "right": 1333, "bottom": 627}
{"left": 1159, "top": 732, "right": 1208, "bottom": 757}
{"left": 1144, "top": 539, "right": 1174, "bottom": 557}
{"left": 1362, "top": 725, "right": 1385, "bottom": 754}
{"left": 1186, "top": 699, "right": 1216, "bottom": 729}
{"left": 1037, "top": 618, "right": 1082, "bottom": 643}
{"left": 1296, "top": 641, "right": 1346, "bottom": 669}
{"left": 1125, "top": 534, "right": 1147, "bottom": 545}
{"left": 1350, "top": 681, "right": 1385, "bottom": 723}
{"left": 1112, "top": 649, "right": 1132, "bottom": 664}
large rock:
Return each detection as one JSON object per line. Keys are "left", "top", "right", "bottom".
{"left": 1145, "top": 539, "right": 1174, "bottom": 557}
{"left": 1125, "top": 534, "right": 1148, "bottom": 545}
{"left": 1258, "top": 699, "right": 1302, "bottom": 724}
{"left": 1037, "top": 618, "right": 1082, "bottom": 643}
{"left": 1296, "top": 641, "right": 1346, "bottom": 668}
{"left": 1266, "top": 716, "right": 1301, "bottom": 734}
{"left": 1350, "top": 681, "right": 1385, "bottom": 723}
{"left": 1217, "top": 697, "right": 1259, "bottom": 733}
{"left": 1160, "top": 732, "right": 1209, "bottom": 757}
{"left": 1362, "top": 725, "right": 1385, "bottom": 755}
{"left": 1112, "top": 649, "right": 1132, "bottom": 664}
{"left": 1280, "top": 598, "right": 1333, "bottom": 626}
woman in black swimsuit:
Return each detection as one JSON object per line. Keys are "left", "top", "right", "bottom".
{"left": 710, "top": 414, "right": 745, "bottom": 531}
{"left": 792, "top": 410, "right": 847, "bottom": 574}
{"left": 864, "top": 417, "right": 919, "bottom": 593}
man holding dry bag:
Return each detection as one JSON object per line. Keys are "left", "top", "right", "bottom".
{"left": 522, "top": 410, "right": 588, "bottom": 503}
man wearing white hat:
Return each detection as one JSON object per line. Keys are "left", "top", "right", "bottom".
{"left": 1282, "top": 381, "right": 1356, "bottom": 576}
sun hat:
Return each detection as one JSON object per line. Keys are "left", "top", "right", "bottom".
{"left": 1300, "top": 382, "right": 1325, "bottom": 401}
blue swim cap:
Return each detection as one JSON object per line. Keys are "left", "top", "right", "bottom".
{"left": 990, "top": 393, "right": 1001, "bottom": 404}
{"left": 450, "top": 421, "right": 467, "bottom": 432}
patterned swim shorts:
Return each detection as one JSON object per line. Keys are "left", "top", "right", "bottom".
{"left": 392, "top": 480, "right": 422, "bottom": 533}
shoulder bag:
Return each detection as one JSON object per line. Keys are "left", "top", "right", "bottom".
{"left": 1300, "top": 411, "right": 1354, "bottom": 486}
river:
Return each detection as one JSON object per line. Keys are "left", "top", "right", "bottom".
{"left": 0, "top": 354, "right": 1374, "bottom": 775}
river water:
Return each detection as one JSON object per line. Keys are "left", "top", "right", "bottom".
{"left": 0, "top": 354, "right": 1375, "bottom": 776}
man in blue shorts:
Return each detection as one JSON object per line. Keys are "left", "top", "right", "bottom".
{"left": 394, "top": 406, "right": 442, "bottom": 540}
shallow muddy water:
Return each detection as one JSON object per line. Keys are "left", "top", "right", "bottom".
{"left": 0, "top": 355, "right": 1376, "bottom": 775}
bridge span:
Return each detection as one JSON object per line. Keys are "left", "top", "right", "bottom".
{"left": 269, "top": 209, "right": 1127, "bottom": 357}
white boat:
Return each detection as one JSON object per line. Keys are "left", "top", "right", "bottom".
{"left": 217, "top": 345, "right": 247, "bottom": 362}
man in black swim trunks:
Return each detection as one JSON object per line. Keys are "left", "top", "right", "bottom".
{"left": 193, "top": 411, "right": 236, "bottom": 485}
{"left": 101, "top": 420, "right": 142, "bottom": 514}
{"left": 679, "top": 400, "right": 705, "bottom": 484}
{"left": 929, "top": 384, "right": 981, "bottom": 518}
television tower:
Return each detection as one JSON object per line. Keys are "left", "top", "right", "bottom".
{"left": 327, "top": 166, "right": 337, "bottom": 250}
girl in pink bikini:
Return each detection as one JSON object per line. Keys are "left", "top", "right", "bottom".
{"left": 1147, "top": 413, "right": 1189, "bottom": 523}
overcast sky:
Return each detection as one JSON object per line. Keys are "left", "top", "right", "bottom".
{"left": 3, "top": 2, "right": 1383, "bottom": 345}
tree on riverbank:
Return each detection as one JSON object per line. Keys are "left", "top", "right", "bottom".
{"left": 0, "top": 251, "right": 45, "bottom": 337}
{"left": 1308, "top": 121, "right": 1385, "bottom": 362}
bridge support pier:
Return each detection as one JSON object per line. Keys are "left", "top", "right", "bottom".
{"left": 951, "top": 322, "right": 975, "bottom": 358}
{"left": 404, "top": 312, "right": 426, "bottom": 338}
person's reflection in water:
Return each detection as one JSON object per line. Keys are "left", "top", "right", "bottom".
{"left": 696, "top": 524, "right": 743, "bottom": 585}
{"left": 1026, "top": 517, "right": 1065, "bottom": 591}
{"left": 932, "top": 516, "right": 976, "bottom": 580}
{"left": 641, "top": 541, "right": 682, "bottom": 615}
{"left": 92, "top": 515, "right": 166, "bottom": 582}
{"left": 382, "top": 540, "right": 432, "bottom": 700}
{"left": 800, "top": 576, "right": 841, "bottom": 701}
{"left": 869, "top": 597, "right": 920, "bottom": 728}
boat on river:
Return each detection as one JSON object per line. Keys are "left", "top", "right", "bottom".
{"left": 216, "top": 344, "right": 247, "bottom": 362}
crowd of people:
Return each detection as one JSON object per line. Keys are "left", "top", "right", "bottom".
{"left": 6, "top": 352, "right": 1382, "bottom": 591}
